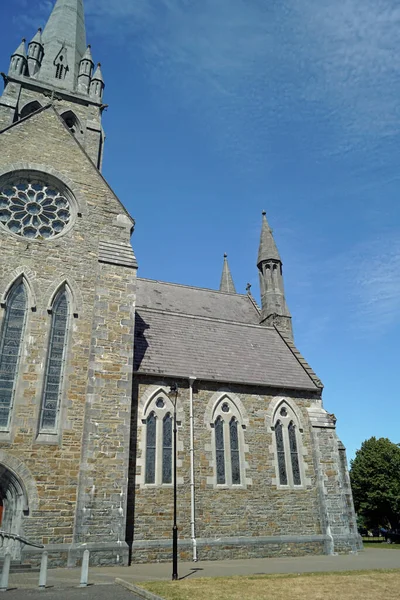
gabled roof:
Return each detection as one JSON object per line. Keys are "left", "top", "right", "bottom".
{"left": 134, "top": 278, "right": 322, "bottom": 392}
{"left": 136, "top": 278, "right": 259, "bottom": 323}
{"left": 0, "top": 105, "right": 134, "bottom": 226}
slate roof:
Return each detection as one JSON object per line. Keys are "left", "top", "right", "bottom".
{"left": 136, "top": 278, "right": 260, "bottom": 324}
{"left": 134, "top": 278, "right": 321, "bottom": 392}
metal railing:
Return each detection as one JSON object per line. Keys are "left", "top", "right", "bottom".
{"left": 0, "top": 530, "right": 44, "bottom": 549}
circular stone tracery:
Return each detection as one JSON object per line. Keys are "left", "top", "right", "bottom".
{"left": 0, "top": 179, "right": 72, "bottom": 239}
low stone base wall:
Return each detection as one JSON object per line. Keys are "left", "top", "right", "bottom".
{"left": 130, "top": 535, "right": 327, "bottom": 564}
{"left": 332, "top": 533, "right": 363, "bottom": 554}
{"left": 21, "top": 541, "right": 129, "bottom": 568}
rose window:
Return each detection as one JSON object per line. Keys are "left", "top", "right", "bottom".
{"left": 0, "top": 180, "right": 72, "bottom": 239}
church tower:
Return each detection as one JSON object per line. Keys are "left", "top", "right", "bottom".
{"left": 257, "top": 211, "right": 293, "bottom": 339}
{"left": 0, "top": 0, "right": 105, "bottom": 169}
{"left": 0, "top": 0, "right": 136, "bottom": 566}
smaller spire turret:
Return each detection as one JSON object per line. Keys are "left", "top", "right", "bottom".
{"left": 78, "top": 45, "right": 94, "bottom": 94}
{"left": 219, "top": 253, "right": 236, "bottom": 294}
{"left": 257, "top": 210, "right": 281, "bottom": 266}
{"left": 257, "top": 210, "right": 293, "bottom": 339}
{"left": 9, "top": 39, "right": 28, "bottom": 77}
{"left": 28, "top": 29, "right": 44, "bottom": 77}
{"left": 90, "top": 63, "right": 105, "bottom": 101}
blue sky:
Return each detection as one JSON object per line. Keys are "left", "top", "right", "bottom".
{"left": 2, "top": 0, "right": 400, "bottom": 461}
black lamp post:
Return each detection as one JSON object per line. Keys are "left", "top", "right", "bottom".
{"left": 169, "top": 382, "right": 179, "bottom": 581}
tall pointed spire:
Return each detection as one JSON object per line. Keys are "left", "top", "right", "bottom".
{"left": 257, "top": 210, "right": 281, "bottom": 265}
{"left": 257, "top": 211, "right": 293, "bottom": 339}
{"left": 219, "top": 253, "right": 236, "bottom": 294}
{"left": 39, "top": 0, "right": 87, "bottom": 90}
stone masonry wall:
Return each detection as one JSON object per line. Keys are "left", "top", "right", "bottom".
{"left": 129, "top": 377, "right": 326, "bottom": 562}
{"left": 311, "top": 426, "right": 361, "bottom": 553}
{"left": 0, "top": 106, "right": 136, "bottom": 565}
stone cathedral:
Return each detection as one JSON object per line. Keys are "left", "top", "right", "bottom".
{"left": 0, "top": 0, "right": 361, "bottom": 567}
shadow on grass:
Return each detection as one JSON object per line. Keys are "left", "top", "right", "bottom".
{"left": 179, "top": 568, "right": 204, "bottom": 581}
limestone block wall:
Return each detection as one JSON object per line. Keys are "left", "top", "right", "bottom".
{"left": 73, "top": 261, "right": 136, "bottom": 564}
{"left": 0, "top": 80, "right": 104, "bottom": 167}
{"left": 0, "top": 106, "right": 136, "bottom": 565}
{"left": 311, "top": 426, "right": 362, "bottom": 553}
{"left": 129, "top": 377, "right": 326, "bottom": 562}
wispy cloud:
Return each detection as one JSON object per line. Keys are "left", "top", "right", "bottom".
{"left": 16, "top": 0, "right": 400, "bottom": 168}
{"left": 345, "top": 236, "right": 400, "bottom": 333}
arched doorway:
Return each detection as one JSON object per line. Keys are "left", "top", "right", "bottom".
{"left": 0, "top": 464, "right": 28, "bottom": 560}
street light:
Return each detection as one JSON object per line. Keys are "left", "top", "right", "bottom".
{"left": 169, "top": 382, "right": 179, "bottom": 581}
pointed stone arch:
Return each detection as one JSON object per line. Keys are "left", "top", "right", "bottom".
{"left": 204, "top": 389, "right": 251, "bottom": 488}
{"left": 20, "top": 100, "right": 42, "bottom": 120}
{"left": 60, "top": 110, "right": 84, "bottom": 144}
{"left": 45, "top": 276, "right": 83, "bottom": 317}
{"left": 0, "top": 451, "right": 39, "bottom": 559}
{"left": 266, "top": 395, "right": 305, "bottom": 432}
{"left": 137, "top": 384, "right": 185, "bottom": 487}
{"left": 0, "top": 267, "right": 37, "bottom": 311}
{"left": 204, "top": 389, "right": 249, "bottom": 428}
{"left": 266, "top": 396, "right": 311, "bottom": 489}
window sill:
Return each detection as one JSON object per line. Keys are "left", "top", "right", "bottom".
{"left": 35, "top": 431, "right": 60, "bottom": 445}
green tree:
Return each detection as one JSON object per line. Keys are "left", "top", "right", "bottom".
{"left": 350, "top": 437, "right": 400, "bottom": 529}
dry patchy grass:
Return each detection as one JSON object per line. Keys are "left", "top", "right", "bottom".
{"left": 140, "top": 570, "right": 400, "bottom": 600}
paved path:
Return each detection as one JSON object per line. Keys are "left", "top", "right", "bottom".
{"left": 5, "top": 548, "right": 400, "bottom": 593}
{"left": 5, "top": 584, "right": 141, "bottom": 600}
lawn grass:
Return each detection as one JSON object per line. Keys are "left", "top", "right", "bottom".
{"left": 139, "top": 570, "right": 400, "bottom": 600}
{"left": 363, "top": 540, "right": 400, "bottom": 549}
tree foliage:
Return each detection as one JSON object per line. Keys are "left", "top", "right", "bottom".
{"left": 350, "top": 437, "right": 400, "bottom": 529}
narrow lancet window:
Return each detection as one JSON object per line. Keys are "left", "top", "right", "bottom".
{"left": 40, "top": 290, "right": 69, "bottom": 431}
{"left": 145, "top": 412, "right": 156, "bottom": 484}
{"left": 162, "top": 413, "right": 172, "bottom": 484}
{"left": 215, "top": 416, "right": 226, "bottom": 484}
{"left": 0, "top": 283, "right": 27, "bottom": 430}
{"left": 289, "top": 421, "right": 301, "bottom": 485}
{"left": 230, "top": 418, "right": 241, "bottom": 485}
{"left": 275, "top": 421, "right": 288, "bottom": 485}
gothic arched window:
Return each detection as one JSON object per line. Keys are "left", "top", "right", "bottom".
{"left": 212, "top": 398, "right": 244, "bottom": 487}
{"left": 145, "top": 412, "right": 156, "bottom": 484}
{"left": 142, "top": 393, "right": 175, "bottom": 485}
{"left": 39, "top": 289, "right": 69, "bottom": 432}
{"left": 0, "top": 282, "right": 27, "bottom": 430}
{"left": 273, "top": 402, "right": 303, "bottom": 487}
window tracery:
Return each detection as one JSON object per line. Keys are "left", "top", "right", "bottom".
{"left": 273, "top": 402, "right": 303, "bottom": 487}
{"left": 143, "top": 393, "right": 175, "bottom": 485}
{"left": 39, "top": 288, "right": 70, "bottom": 432}
{"left": 0, "top": 282, "right": 27, "bottom": 430}
{"left": 212, "top": 397, "right": 244, "bottom": 487}
{"left": 0, "top": 177, "right": 72, "bottom": 239}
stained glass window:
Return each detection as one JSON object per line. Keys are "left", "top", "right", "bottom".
{"left": 215, "top": 416, "right": 225, "bottom": 484}
{"left": 0, "top": 283, "right": 27, "bottom": 429}
{"left": 275, "top": 421, "right": 287, "bottom": 485}
{"left": 40, "top": 290, "right": 69, "bottom": 431}
{"left": 162, "top": 413, "right": 172, "bottom": 484}
{"left": 0, "top": 179, "right": 71, "bottom": 239}
{"left": 145, "top": 412, "right": 156, "bottom": 484}
{"left": 289, "top": 421, "right": 301, "bottom": 485}
{"left": 230, "top": 418, "right": 241, "bottom": 485}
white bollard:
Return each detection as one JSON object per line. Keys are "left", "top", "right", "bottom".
{"left": 79, "top": 549, "right": 90, "bottom": 587}
{"left": 38, "top": 550, "right": 48, "bottom": 589}
{"left": 0, "top": 550, "right": 11, "bottom": 592}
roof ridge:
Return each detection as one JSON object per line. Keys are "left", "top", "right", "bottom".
{"left": 273, "top": 326, "right": 324, "bottom": 389}
{"left": 136, "top": 305, "right": 277, "bottom": 329}
{"left": 137, "top": 277, "right": 248, "bottom": 297}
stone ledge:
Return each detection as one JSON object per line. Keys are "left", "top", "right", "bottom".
{"left": 131, "top": 534, "right": 328, "bottom": 549}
